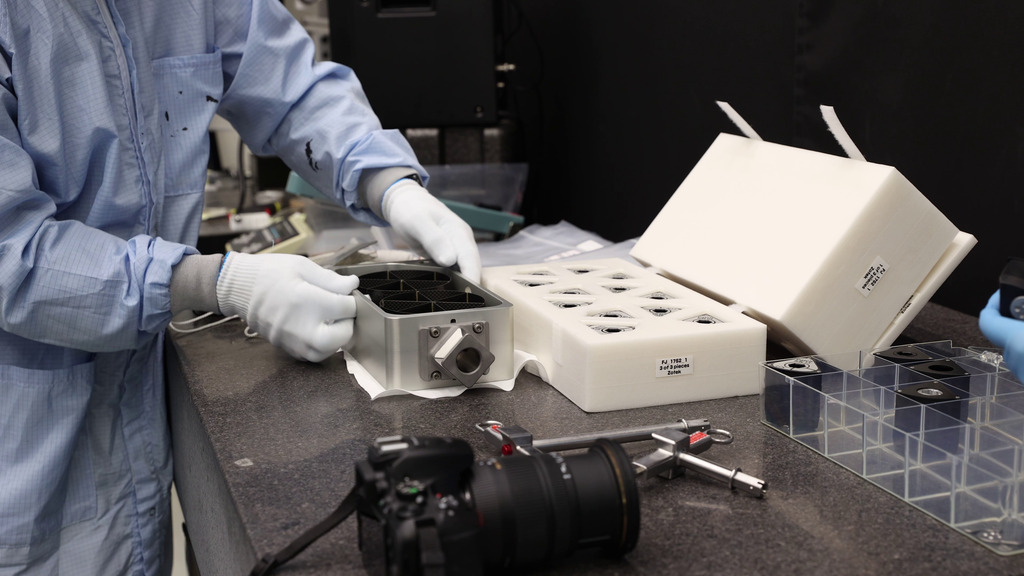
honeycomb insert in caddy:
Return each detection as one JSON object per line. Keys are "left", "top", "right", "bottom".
{"left": 482, "top": 258, "right": 767, "bottom": 412}
{"left": 338, "top": 263, "right": 514, "bottom": 392}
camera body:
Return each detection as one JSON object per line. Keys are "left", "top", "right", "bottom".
{"left": 355, "top": 435, "right": 640, "bottom": 576}
{"left": 1000, "top": 257, "right": 1024, "bottom": 319}
{"left": 356, "top": 436, "right": 482, "bottom": 576}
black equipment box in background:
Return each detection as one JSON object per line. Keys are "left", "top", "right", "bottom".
{"left": 328, "top": 0, "right": 497, "bottom": 129}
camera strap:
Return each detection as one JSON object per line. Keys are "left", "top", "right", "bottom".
{"left": 249, "top": 485, "right": 360, "bottom": 576}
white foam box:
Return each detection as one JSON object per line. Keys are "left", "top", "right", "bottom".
{"left": 631, "top": 133, "right": 976, "bottom": 356}
{"left": 481, "top": 258, "right": 767, "bottom": 412}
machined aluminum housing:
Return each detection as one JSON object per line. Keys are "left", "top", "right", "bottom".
{"left": 338, "top": 262, "right": 514, "bottom": 391}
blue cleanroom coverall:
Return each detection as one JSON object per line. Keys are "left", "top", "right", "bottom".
{"left": 0, "top": 0, "right": 429, "bottom": 573}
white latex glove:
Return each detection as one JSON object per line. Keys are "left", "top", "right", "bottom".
{"left": 216, "top": 252, "right": 359, "bottom": 362}
{"left": 382, "top": 180, "right": 481, "bottom": 282}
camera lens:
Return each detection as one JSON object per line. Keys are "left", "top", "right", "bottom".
{"left": 468, "top": 439, "right": 640, "bottom": 568}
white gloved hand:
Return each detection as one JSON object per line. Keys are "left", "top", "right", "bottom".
{"left": 382, "top": 180, "right": 482, "bottom": 282}
{"left": 216, "top": 252, "right": 359, "bottom": 362}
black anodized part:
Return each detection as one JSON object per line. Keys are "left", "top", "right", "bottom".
{"left": 873, "top": 345, "right": 935, "bottom": 364}
{"left": 906, "top": 358, "right": 970, "bottom": 380}
{"left": 896, "top": 381, "right": 960, "bottom": 404}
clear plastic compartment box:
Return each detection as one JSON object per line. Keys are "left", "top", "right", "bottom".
{"left": 762, "top": 341, "right": 1024, "bottom": 554}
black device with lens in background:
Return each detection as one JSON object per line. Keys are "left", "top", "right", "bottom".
{"left": 1000, "top": 257, "right": 1024, "bottom": 320}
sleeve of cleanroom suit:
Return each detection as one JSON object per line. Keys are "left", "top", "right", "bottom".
{"left": 212, "top": 0, "right": 428, "bottom": 227}
{"left": 0, "top": 37, "right": 191, "bottom": 353}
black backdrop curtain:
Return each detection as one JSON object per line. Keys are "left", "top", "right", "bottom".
{"left": 504, "top": 0, "right": 1024, "bottom": 314}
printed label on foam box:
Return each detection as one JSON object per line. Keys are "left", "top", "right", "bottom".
{"left": 656, "top": 356, "right": 693, "bottom": 378}
{"left": 856, "top": 256, "right": 889, "bottom": 297}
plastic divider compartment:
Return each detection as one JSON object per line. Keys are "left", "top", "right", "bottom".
{"left": 761, "top": 357, "right": 843, "bottom": 436}
{"left": 953, "top": 428, "right": 1024, "bottom": 553}
{"left": 862, "top": 419, "right": 911, "bottom": 495}
{"left": 762, "top": 341, "right": 1024, "bottom": 555}
{"left": 819, "top": 374, "right": 891, "bottom": 472}
{"left": 927, "top": 430, "right": 1019, "bottom": 543}
{"left": 978, "top": 389, "right": 1024, "bottom": 441}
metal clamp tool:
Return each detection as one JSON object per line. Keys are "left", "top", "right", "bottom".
{"left": 475, "top": 419, "right": 768, "bottom": 498}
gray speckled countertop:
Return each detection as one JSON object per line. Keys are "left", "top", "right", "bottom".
{"left": 167, "top": 302, "right": 1024, "bottom": 576}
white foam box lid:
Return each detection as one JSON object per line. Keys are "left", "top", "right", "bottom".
{"left": 630, "top": 133, "right": 976, "bottom": 356}
{"left": 481, "top": 258, "right": 766, "bottom": 412}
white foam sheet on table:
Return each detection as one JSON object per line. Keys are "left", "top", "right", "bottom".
{"left": 345, "top": 349, "right": 547, "bottom": 399}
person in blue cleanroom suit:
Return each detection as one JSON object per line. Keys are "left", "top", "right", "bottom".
{"left": 0, "top": 1, "right": 479, "bottom": 574}
{"left": 979, "top": 291, "right": 1024, "bottom": 379}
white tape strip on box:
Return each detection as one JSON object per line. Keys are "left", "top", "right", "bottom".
{"left": 482, "top": 258, "right": 766, "bottom": 412}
